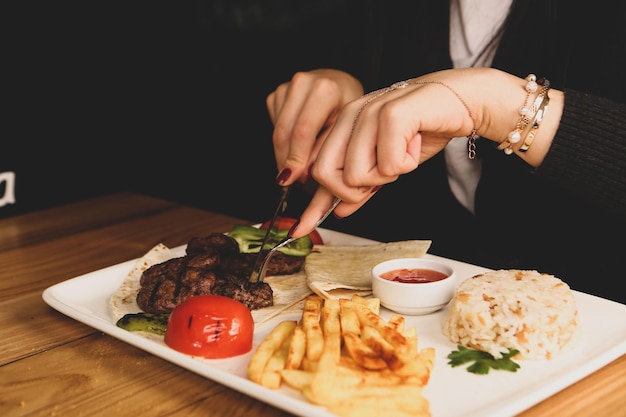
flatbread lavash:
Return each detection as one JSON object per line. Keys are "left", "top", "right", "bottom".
{"left": 304, "top": 240, "right": 431, "bottom": 299}
{"left": 110, "top": 243, "right": 172, "bottom": 323}
{"left": 442, "top": 269, "right": 580, "bottom": 360}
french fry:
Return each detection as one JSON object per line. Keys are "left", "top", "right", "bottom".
{"left": 329, "top": 404, "right": 426, "bottom": 417}
{"left": 413, "top": 347, "right": 436, "bottom": 385}
{"left": 300, "top": 356, "right": 320, "bottom": 372}
{"left": 306, "top": 299, "right": 341, "bottom": 404}
{"left": 352, "top": 302, "right": 412, "bottom": 355}
{"left": 338, "top": 300, "right": 361, "bottom": 335}
{"left": 248, "top": 295, "right": 434, "bottom": 417}
{"left": 247, "top": 320, "right": 296, "bottom": 384}
{"left": 350, "top": 294, "right": 380, "bottom": 314}
{"left": 328, "top": 387, "right": 430, "bottom": 417}
{"left": 388, "top": 315, "right": 419, "bottom": 352}
{"left": 324, "top": 383, "right": 424, "bottom": 403}
{"left": 336, "top": 363, "right": 407, "bottom": 386}
{"left": 342, "top": 331, "right": 387, "bottom": 370}
{"left": 260, "top": 333, "right": 292, "bottom": 389}
{"left": 340, "top": 299, "right": 392, "bottom": 369}
{"left": 285, "top": 325, "right": 306, "bottom": 370}
{"left": 387, "top": 314, "right": 405, "bottom": 332}
{"left": 360, "top": 325, "right": 401, "bottom": 368}
{"left": 279, "top": 369, "right": 313, "bottom": 391}
{"left": 403, "top": 326, "right": 418, "bottom": 351}
{"left": 302, "top": 295, "right": 324, "bottom": 361}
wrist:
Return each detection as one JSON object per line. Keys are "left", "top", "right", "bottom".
{"left": 497, "top": 75, "right": 549, "bottom": 155}
{"left": 478, "top": 71, "right": 563, "bottom": 167}
{"left": 477, "top": 71, "right": 533, "bottom": 144}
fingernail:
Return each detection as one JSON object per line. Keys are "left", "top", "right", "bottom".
{"left": 287, "top": 220, "right": 300, "bottom": 238}
{"left": 276, "top": 168, "right": 292, "bottom": 185}
{"left": 371, "top": 185, "right": 382, "bottom": 193}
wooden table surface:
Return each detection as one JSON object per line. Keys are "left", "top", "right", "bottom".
{"left": 2, "top": 192, "right": 625, "bottom": 417}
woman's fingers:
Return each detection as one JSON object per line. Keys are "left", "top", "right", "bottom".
{"left": 267, "top": 70, "right": 364, "bottom": 186}
{"left": 278, "top": 82, "right": 342, "bottom": 181}
{"left": 312, "top": 81, "right": 473, "bottom": 199}
{"left": 348, "top": 92, "right": 421, "bottom": 181}
{"left": 311, "top": 94, "right": 407, "bottom": 204}
{"left": 270, "top": 78, "right": 315, "bottom": 176}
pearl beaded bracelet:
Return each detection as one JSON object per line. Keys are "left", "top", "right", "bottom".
{"left": 498, "top": 74, "right": 550, "bottom": 155}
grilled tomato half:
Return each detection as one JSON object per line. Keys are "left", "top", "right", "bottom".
{"left": 164, "top": 295, "right": 254, "bottom": 359}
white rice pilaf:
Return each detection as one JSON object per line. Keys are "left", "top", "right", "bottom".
{"left": 442, "top": 269, "right": 579, "bottom": 360}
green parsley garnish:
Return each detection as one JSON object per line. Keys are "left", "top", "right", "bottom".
{"left": 447, "top": 345, "right": 521, "bottom": 374}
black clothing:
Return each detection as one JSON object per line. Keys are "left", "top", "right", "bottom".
{"left": 5, "top": 1, "right": 625, "bottom": 304}
{"left": 285, "top": 0, "right": 626, "bottom": 304}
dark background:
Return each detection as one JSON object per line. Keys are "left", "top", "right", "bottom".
{"left": 5, "top": 1, "right": 354, "bottom": 221}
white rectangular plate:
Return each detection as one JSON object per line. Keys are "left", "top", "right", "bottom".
{"left": 43, "top": 229, "right": 626, "bottom": 417}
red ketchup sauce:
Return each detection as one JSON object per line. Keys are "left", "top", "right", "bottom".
{"left": 380, "top": 268, "right": 448, "bottom": 283}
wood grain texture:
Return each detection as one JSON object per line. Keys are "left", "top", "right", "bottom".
{"left": 1, "top": 192, "right": 624, "bottom": 417}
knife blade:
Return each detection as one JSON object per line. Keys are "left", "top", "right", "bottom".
{"left": 249, "top": 185, "right": 291, "bottom": 282}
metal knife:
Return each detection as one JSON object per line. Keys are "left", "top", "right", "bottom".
{"left": 249, "top": 186, "right": 291, "bottom": 282}
{"left": 250, "top": 196, "right": 341, "bottom": 283}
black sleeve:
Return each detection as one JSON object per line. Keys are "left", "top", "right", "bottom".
{"left": 535, "top": 89, "right": 626, "bottom": 217}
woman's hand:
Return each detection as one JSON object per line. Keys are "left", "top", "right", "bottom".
{"left": 267, "top": 69, "right": 364, "bottom": 185}
{"left": 288, "top": 68, "right": 563, "bottom": 238}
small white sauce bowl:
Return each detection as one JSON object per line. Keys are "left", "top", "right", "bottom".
{"left": 371, "top": 257, "right": 457, "bottom": 315}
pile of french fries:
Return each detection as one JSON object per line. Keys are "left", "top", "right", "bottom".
{"left": 248, "top": 295, "right": 434, "bottom": 417}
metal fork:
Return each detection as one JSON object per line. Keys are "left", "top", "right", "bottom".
{"left": 249, "top": 197, "right": 341, "bottom": 283}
